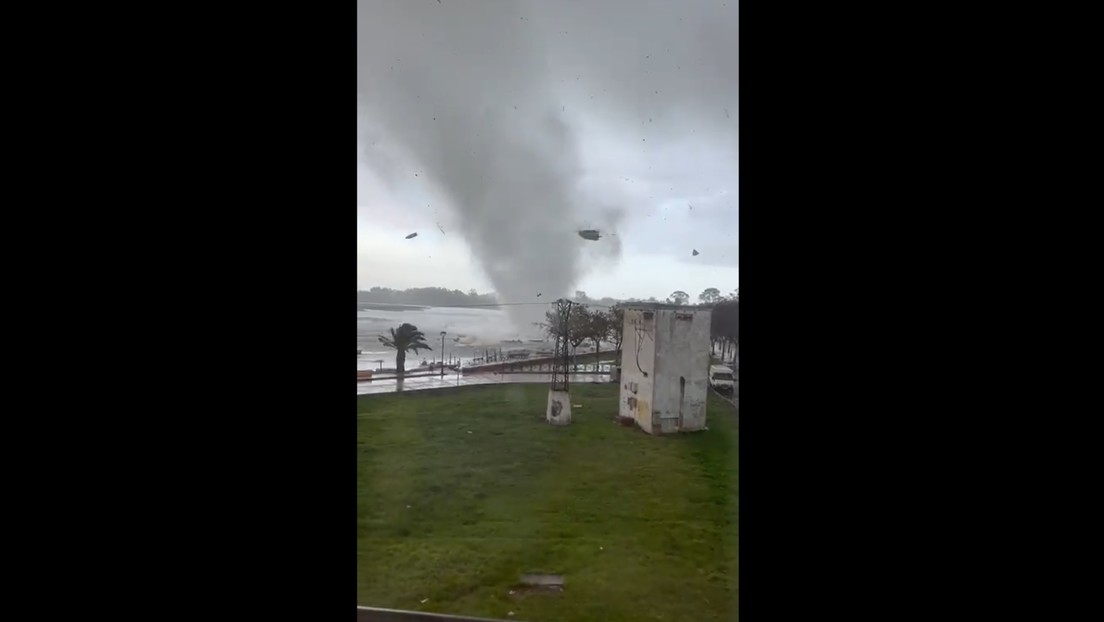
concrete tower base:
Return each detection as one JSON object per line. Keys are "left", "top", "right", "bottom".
{"left": 546, "top": 389, "right": 572, "bottom": 425}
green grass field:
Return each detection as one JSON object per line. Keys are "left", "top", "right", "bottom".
{"left": 357, "top": 383, "right": 739, "bottom": 621}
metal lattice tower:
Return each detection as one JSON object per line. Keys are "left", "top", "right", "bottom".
{"left": 550, "top": 298, "right": 573, "bottom": 392}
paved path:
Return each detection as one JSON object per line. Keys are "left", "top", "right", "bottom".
{"left": 357, "top": 372, "right": 612, "bottom": 395}
{"left": 711, "top": 381, "right": 739, "bottom": 412}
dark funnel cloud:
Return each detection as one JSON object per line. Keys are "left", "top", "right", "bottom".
{"left": 357, "top": 1, "right": 737, "bottom": 328}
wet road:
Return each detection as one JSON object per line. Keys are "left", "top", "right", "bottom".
{"left": 357, "top": 372, "right": 612, "bottom": 395}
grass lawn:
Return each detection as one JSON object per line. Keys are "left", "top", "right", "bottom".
{"left": 357, "top": 383, "right": 739, "bottom": 621}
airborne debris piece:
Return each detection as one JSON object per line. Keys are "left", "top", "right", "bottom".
{"left": 692, "top": 249, "right": 700, "bottom": 256}
{"left": 577, "top": 229, "right": 602, "bottom": 241}
{"left": 405, "top": 232, "right": 418, "bottom": 239}
{"left": 536, "top": 293, "right": 542, "bottom": 297}
{"left": 688, "top": 203, "right": 693, "bottom": 210}
{"left": 436, "top": 222, "right": 445, "bottom": 235}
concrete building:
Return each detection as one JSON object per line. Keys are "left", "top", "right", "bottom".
{"left": 618, "top": 303, "right": 712, "bottom": 434}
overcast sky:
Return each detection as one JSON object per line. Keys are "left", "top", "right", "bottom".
{"left": 357, "top": 0, "right": 738, "bottom": 305}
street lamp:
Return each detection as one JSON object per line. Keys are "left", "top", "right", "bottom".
{"left": 440, "top": 331, "right": 447, "bottom": 377}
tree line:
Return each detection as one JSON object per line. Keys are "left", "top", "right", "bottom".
{"left": 357, "top": 286, "right": 497, "bottom": 307}
{"left": 665, "top": 287, "right": 739, "bottom": 306}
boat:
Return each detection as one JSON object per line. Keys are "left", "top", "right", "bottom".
{"left": 503, "top": 339, "right": 523, "bottom": 344}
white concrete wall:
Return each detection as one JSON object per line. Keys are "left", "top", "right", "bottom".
{"left": 618, "top": 308, "right": 656, "bottom": 430}
{"left": 651, "top": 308, "right": 712, "bottom": 433}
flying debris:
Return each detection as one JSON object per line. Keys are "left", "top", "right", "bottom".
{"left": 692, "top": 249, "right": 700, "bottom": 256}
{"left": 536, "top": 293, "right": 542, "bottom": 297}
{"left": 688, "top": 203, "right": 693, "bottom": 210}
{"left": 436, "top": 222, "right": 445, "bottom": 235}
{"left": 577, "top": 229, "right": 602, "bottom": 241}
{"left": 405, "top": 232, "right": 418, "bottom": 239}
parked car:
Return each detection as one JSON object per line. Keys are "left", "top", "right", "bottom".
{"left": 708, "top": 365, "right": 735, "bottom": 394}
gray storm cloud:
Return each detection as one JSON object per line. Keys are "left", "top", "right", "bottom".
{"left": 357, "top": 0, "right": 737, "bottom": 328}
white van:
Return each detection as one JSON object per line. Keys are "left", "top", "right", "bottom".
{"left": 709, "top": 365, "right": 735, "bottom": 394}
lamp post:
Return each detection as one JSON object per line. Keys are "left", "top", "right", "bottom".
{"left": 440, "top": 331, "right": 447, "bottom": 377}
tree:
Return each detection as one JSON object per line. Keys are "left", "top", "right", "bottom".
{"left": 542, "top": 304, "right": 591, "bottom": 370}
{"left": 568, "top": 305, "right": 591, "bottom": 369}
{"left": 542, "top": 308, "right": 567, "bottom": 340}
{"left": 709, "top": 299, "right": 739, "bottom": 361}
{"left": 377, "top": 323, "right": 433, "bottom": 380}
{"left": 699, "top": 287, "right": 721, "bottom": 304}
{"left": 668, "top": 290, "right": 690, "bottom": 305}
{"left": 727, "top": 299, "right": 739, "bottom": 360}
{"left": 607, "top": 306, "right": 625, "bottom": 358}
{"left": 584, "top": 307, "right": 610, "bottom": 370}
{"left": 710, "top": 310, "right": 722, "bottom": 359}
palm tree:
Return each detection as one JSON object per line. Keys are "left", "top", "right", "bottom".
{"left": 378, "top": 323, "right": 433, "bottom": 380}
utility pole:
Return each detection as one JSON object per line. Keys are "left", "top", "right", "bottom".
{"left": 546, "top": 298, "right": 574, "bottom": 425}
{"left": 550, "top": 298, "right": 573, "bottom": 393}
